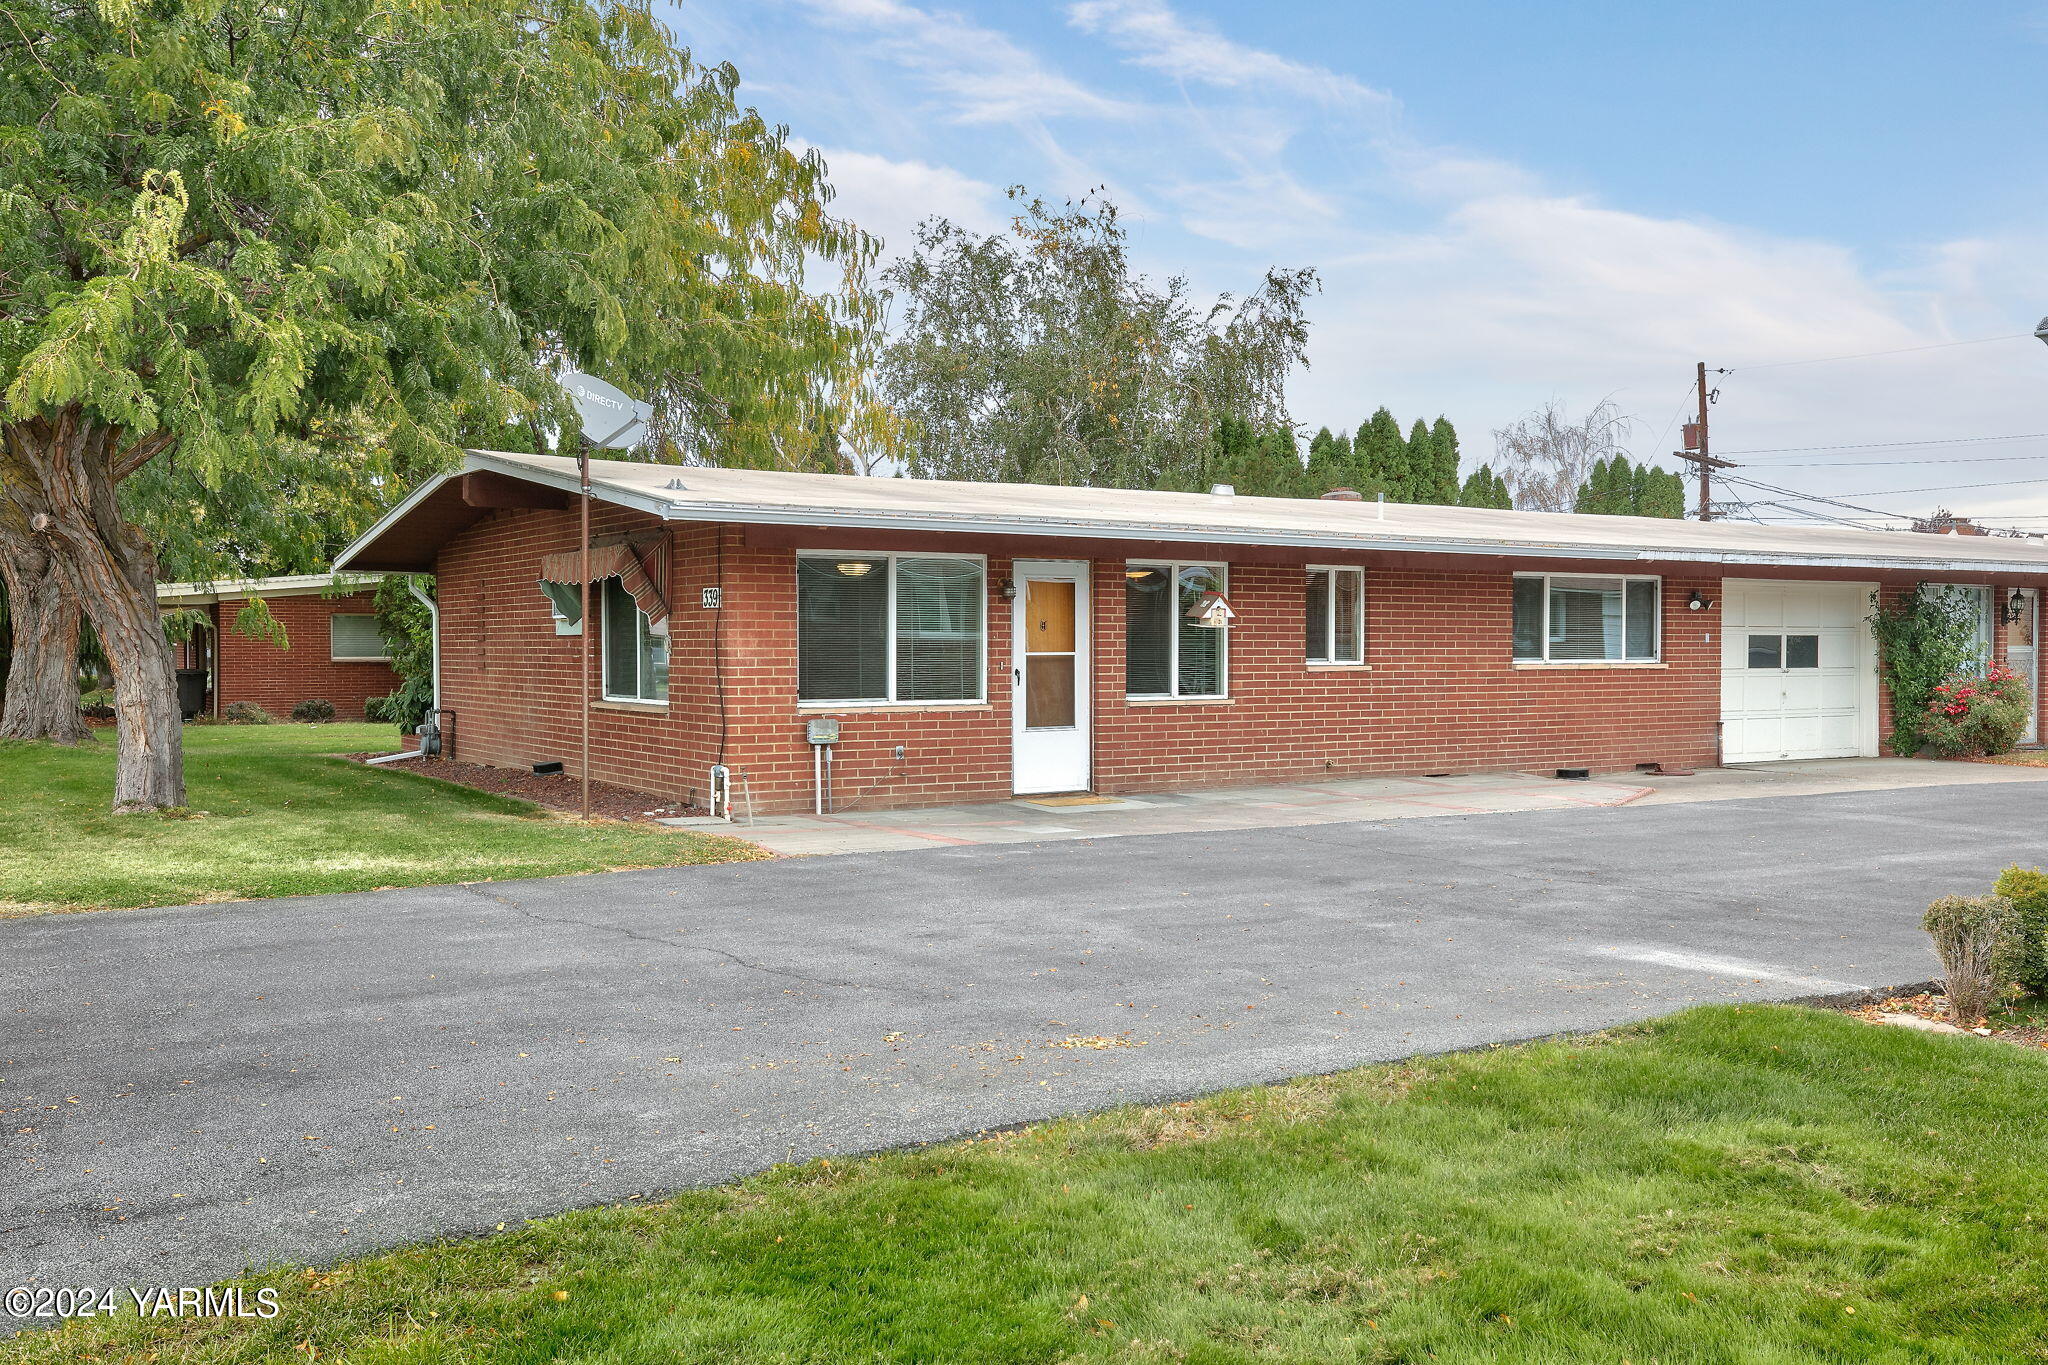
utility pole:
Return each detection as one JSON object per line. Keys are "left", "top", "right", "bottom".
{"left": 577, "top": 435, "right": 593, "bottom": 823}
{"left": 1676, "top": 360, "right": 1735, "bottom": 520}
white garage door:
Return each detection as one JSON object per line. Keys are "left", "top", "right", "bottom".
{"left": 1720, "top": 579, "right": 1879, "bottom": 763}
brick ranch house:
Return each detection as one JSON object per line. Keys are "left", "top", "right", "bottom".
{"left": 334, "top": 449, "right": 2048, "bottom": 815}
{"left": 157, "top": 574, "right": 400, "bottom": 720}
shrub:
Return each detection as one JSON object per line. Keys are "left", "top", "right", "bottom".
{"left": 1919, "top": 662, "right": 2031, "bottom": 758}
{"left": 291, "top": 698, "right": 338, "bottom": 723}
{"left": 1870, "top": 586, "right": 1983, "bottom": 754}
{"left": 1990, "top": 866, "right": 2048, "bottom": 997}
{"left": 1922, "top": 894, "right": 2022, "bottom": 1024}
{"left": 222, "top": 701, "right": 276, "bottom": 724}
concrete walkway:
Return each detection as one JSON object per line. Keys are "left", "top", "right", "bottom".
{"left": 681, "top": 756, "right": 2048, "bottom": 856}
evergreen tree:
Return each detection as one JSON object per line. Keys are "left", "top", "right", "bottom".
{"left": 1257, "top": 426, "right": 1306, "bottom": 497}
{"left": 1405, "top": 419, "right": 1435, "bottom": 502}
{"left": 1458, "top": 463, "right": 1512, "bottom": 509}
{"left": 1354, "top": 408, "right": 1406, "bottom": 499}
{"left": 1306, "top": 426, "right": 1349, "bottom": 493}
{"left": 1573, "top": 455, "right": 1685, "bottom": 517}
{"left": 1428, "top": 416, "right": 1462, "bottom": 504}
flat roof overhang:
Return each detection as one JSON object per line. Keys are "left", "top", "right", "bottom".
{"left": 333, "top": 450, "right": 2048, "bottom": 581}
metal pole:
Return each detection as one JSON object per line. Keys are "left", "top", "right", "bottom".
{"left": 1696, "top": 360, "right": 1712, "bottom": 521}
{"left": 578, "top": 438, "right": 593, "bottom": 822}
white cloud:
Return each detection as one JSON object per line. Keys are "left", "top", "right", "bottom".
{"left": 788, "top": 0, "right": 1138, "bottom": 125}
{"left": 801, "top": 143, "right": 1007, "bottom": 256}
{"left": 1068, "top": 0, "right": 1390, "bottom": 111}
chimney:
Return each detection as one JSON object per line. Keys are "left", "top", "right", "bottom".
{"left": 1320, "top": 487, "right": 1364, "bottom": 501}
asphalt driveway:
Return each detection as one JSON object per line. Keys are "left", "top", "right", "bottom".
{"left": 5, "top": 781, "right": 2043, "bottom": 1315}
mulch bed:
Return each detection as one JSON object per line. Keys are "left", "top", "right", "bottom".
{"left": 347, "top": 753, "right": 706, "bottom": 823}
{"left": 1841, "top": 991, "right": 2048, "bottom": 1050}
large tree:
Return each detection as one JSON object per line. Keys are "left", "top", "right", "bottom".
{"left": 1, "top": 0, "right": 878, "bottom": 809}
{"left": 1352, "top": 408, "right": 1405, "bottom": 499}
{"left": 879, "top": 189, "right": 1317, "bottom": 489}
{"left": 1490, "top": 398, "right": 1634, "bottom": 513}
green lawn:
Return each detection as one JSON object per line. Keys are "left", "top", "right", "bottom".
{"left": 0, "top": 723, "right": 763, "bottom": 915}
{"left": 8, "top": 1006, "right": 2045, "bottom": 1363}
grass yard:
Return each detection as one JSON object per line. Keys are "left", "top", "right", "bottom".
{"left": 0, "top": 723, "right": 763, "bottom": 915}
{"left": 7, "top": 1006, "right": 2046, "bottom": 1363}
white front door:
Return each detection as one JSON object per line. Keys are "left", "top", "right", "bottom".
{"left": 1011, "top": 560, "right": 1091, "bottom": 794}
{"left": 2010, "top": 588, "right": 2039, "bottom": 745}
{"left": 1720, "top": 579, "right": 1879, "bottom": 763}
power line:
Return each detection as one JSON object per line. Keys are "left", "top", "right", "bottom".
{"left": 1720, "top": 430, "right": 2048, "bottom": 456}
{"left": 1718, "top": 332, "right": 2033, "bottom": 374}
{"left": 1749, "top": 452, "right": 2048, "bottom": 469}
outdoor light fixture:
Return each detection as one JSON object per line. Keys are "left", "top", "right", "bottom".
{"left": 1687, "top": 590, "right": 1716, "bottom": 611}
{"left": 2003, "top": 587, "right": 2028, "bottom": 625}
{"left": 998, "top": 577, "right": 1017, "bottom": 601}
{"left": 835, "top": 561, "right": 873, "bottom": 578}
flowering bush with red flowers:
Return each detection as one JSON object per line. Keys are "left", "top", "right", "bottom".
{"left": 1921, "top": 662, "right": 2033, "bottom": 757}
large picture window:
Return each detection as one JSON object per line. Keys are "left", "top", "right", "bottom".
{"left": 1512, "top": 573, "right": 1660, "bottom": 663}
{"left": 602, "top": 579, "right": 669, "bottom": 702}
{"left": 1306, "top": 566, "right": 1365, "bottom": 664}
{"left": 1126, "top": 562, "right": 1228, "bottom": 697}
{"left": 797, "top": 553, "right": 986, "bottom": 704}
{"left": 1920, "top": 583, "right": 1994, "bottom": 665}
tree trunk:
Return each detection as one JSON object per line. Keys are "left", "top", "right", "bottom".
{"left": 1, "top": 408, "right": 183, "bottom": 810}
{"left": 0, "top": 532, "right": 89, "bottom": 743}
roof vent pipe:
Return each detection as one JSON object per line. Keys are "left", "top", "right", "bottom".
{"left": 1319, "top": 487, "right": 1363, "bottom": 501}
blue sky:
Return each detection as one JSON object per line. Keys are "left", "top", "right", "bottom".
{"left": 663, "top": 0, "right": 2048, "bottom": 525}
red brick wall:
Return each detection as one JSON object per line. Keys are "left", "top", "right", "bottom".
{"left": 428, "top": 514, "right": 2048, "bottom": 815}
{"left": 212, "top": 591, "right": 400, "bottom": 720}
{"left": 1090, "top": 560, "right": 1721, "bottom": 794}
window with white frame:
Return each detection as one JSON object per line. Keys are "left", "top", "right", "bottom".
{"left": 1306, "top": 566, "right": 1365, "bottom": 664}
{"left": 1512, "top": 573, "right": 1660, "bottom": 663}
{"left": 330, "top": 614, "right": 395, "bottom": 662}
{"left": 1125, "top": 562, "right": 1228, "bottom": 697}
{"left": 796, "top": 553, "right": 986, "bottom": 704}
{"left": 601, "top": 579, "right": 669, "bottom": 702}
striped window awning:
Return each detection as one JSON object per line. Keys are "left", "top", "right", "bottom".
{"left": 537, "top": 542, "right": 668, "bottom": 624}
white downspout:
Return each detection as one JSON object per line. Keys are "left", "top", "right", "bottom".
{"left": 368, "top": 580, "right": 440, "bottom": 766}
{"left": 408, "top": 579, "right": 441, "bottom": 717}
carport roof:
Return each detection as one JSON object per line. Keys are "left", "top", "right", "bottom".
{"left": 334, "top": 448, "right": 2048, "bottom": 576}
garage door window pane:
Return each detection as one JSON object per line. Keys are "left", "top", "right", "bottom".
{"left": 1747, "top": 634, "right": 1782, "bottom": 669}
{"left": 1785, "top": 634, "right": 1820, "bottom": 669}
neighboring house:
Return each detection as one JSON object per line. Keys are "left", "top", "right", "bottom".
{"left": 157, "top": 574, "right": 398, "bottom": 720}
{"left": 334, "top": 450, "right": 2048, "bottom": 814}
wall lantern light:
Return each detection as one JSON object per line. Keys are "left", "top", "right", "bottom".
{"left": 1686, "top": 590, "right": 1716, "bottom": 612}
{"left": 998, "top": 577, "right": 1017, "bottom": 601}
{"left": 2002, "top": 587, "right": 2028, "bottom": 625}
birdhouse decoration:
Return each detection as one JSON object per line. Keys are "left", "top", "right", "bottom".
{"left": 1187, "top": 591, "right": 1237, "bottom": 629}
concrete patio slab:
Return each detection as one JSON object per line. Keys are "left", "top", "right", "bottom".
{"left": 699, "top": 756, "right": 2048, "bottom": 857}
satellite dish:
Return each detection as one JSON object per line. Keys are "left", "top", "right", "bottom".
{"left": 560, "top": 369, "right": 654, "bottom": 449}
{"left": 2036, "top": 316, "right": 2048, "bottom": 348}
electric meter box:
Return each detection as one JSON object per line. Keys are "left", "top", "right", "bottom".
{"left": 805, "top": 717, "right": 841, "bottom": 745}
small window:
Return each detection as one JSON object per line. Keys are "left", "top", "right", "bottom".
{"left": 1126, "top": 562, "right": 1228, "bottom": 698}
{"left": 540, "top": 581, "right": 583, "bottom": 635}
{"left": 601, "top": 579, "right": 668, "bottom": 702}
{"left": 1747, "top": 634, "right": 1783, "bottom": 669}
{"left": 1511, "top": 574, "right": 1660, "bottom": 663}
{"left": 796, "top": 554, "right": 986, "bottom": 704}
{"left": 1306, "top": 567, "right": 1365, "bottom": 664}
{"left": 330, "top": 614, "right": 394, "bottom": 662}
{"left": 1786, "top": 634, "right": 1820, "bottom": 669}
{"left": 1920, "top": 583, "right": 1993, "bottom": 665}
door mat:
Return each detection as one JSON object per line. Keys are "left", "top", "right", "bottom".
{"left": 1018, "top": 794, "right": 1122, "bottom": 807}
